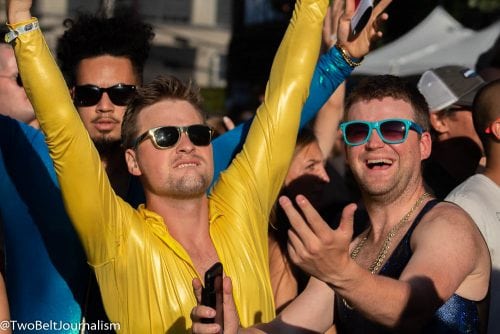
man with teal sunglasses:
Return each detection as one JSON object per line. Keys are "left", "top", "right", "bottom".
{"left": 191, "top": 75, "right": 490, "bottom": 334}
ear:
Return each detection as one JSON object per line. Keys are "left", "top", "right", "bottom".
{"left": 419, "top": 131, "right": 432, "bottom": 160}
{"left": 429, "top": 112, "right": 449, "bottom": 135}
{"left": 125, "top": 148, "right": 142, "bottom": 176}
{"left": 491, "top": 120, "right": 500, "bottom": 140}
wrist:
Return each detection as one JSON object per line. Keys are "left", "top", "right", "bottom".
{"left": 7, "top": 9, "right": 32, "bottom": 25}
{"left": 335, "top": 42, "right": 363, "bottom": 68}
{"left": 5, "top": 17, "right": 39, "bottom": 43}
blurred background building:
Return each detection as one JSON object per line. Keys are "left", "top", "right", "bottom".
{"left": 1, "top": 0, "right": 231, "bottom": 88}
{"left": 1, "top": 0, "right": 498, "bottom": 117}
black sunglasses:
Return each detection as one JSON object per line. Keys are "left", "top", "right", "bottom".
{"left": 340, "top": 118, "right": 424, "bottom": 146}
{"left": 133, "top": 125, "right": 214, "bottom": 149}
{"left": 73, "top": 84, "right": 136, "bottom": 107}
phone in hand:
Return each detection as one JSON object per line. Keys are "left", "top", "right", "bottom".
{"left": 201, "top": 262, "right": 224, "bottom": 330}
{"left": 351, "top": 0, "right": 373, "bottom": 36}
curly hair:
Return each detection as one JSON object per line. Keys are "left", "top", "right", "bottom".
{"left": 345, "top": 75, "right": 431, "bottom": 132}
{"left": 56, "top": 11, "right": 155, "bottom": 87}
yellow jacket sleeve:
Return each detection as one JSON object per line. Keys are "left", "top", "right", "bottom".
{"left": 209, "top": 0, "right": 328, "bottom": 325}
{"left": 10, "top": 18, "right": 133, "bottom": 265}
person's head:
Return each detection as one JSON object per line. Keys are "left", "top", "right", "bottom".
{"left": 472, "top": 78, "right": 500, "bottom": 158}
{"left": 56, "top": 12, "right": 154, "bottom": 150}
{"left": 282, "top": 126, "right": 330, "bottom": 205}
{"left": 122, "top": 75, "right": 213, "bottom": 200}
{"left": 0, "top": 28, "right": 36, "bottom": 127}
{"left": 285, "top": 126, "right": 329, "bottom": 186}
{"left": 342, "top": 75, "right": 432, "bottom": 199}
{"left": 418, "top": 65, "right": 484, "bottom": 151}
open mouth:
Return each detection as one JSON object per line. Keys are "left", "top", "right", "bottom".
{"left": 366, "top": 158, "right": 392, "bottom": 169}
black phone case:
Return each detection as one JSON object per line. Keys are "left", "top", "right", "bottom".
{"left": 201, "top": 262, "right": 223, "bottom": 324}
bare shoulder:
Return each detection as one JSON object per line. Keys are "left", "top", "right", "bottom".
{"left": 414, "top": 201, "right": 482, "bottom": 239}
{"left": 411, "top": 201, "right": 489, "bottom": 270}
{"left": 408, "top": 201, "right": 490, "bottom": 301}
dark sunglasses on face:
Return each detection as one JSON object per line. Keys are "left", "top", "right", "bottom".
{"left": 133, "top": 125, "right": 214, "bottom": 149}
{"left": 73, "top": 84, "right": 136, "bottom": 107}
{"left": 340, "top": 118, "right": 424, "bottom": 146}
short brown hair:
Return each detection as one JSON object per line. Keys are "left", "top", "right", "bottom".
{"left": 121, "top": 75, "right": 205, "bottom": 148}
{"left": 345, "top": 75, "right": 431, "bottom": 132}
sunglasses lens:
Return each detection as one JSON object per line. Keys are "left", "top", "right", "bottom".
{"left": 74, "top": 86, "right": 101, "bottom": 107}
{"left": 153, "top": 127, "right": 180, "bottom": 148}
{"left": 345, "top": 123, "right": 370, "bottom": 145}
{"left": 107, "top": 85, "right": 136, "bottom": 106}
{"left": 380, "top": 120, "right": 406, "bottom": 143}
{"left": 187, "top": 125, "right": 212, "bottom": 146}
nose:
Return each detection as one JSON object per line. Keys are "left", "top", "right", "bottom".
{"left": 175, "top": 132, "right": 195, "bottom": 153}
{"left": 316, "top": 165, "right": 330, "bottom": 183}
{"left": 96, "top": 92, "right": 115, "bottom": 113}
{"left": 365, "top": 129, "right": 385, "bottom": 149}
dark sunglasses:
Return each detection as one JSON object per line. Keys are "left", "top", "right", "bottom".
{"left": 133, "top": 125, "right": 214, "bottom": 149}
{"left": 340, "top": 118, "right": 424, "bottom": 146}
{"left": 73, "top": 84, "right": 136, "bottom": 107}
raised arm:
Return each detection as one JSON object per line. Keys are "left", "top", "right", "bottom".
{"left": 212, "top": 31, "right": 352, "bottom": 184}
{"left": 210, "top": 0, "right": 333, "bottom": 232}
{"left": 6, "top": 0, "right": 133, "bottom": 264}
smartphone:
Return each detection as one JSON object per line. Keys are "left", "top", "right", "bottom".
{"left": 351, "top": 0, "right": 373, "bottom": 36}
{"left": 201, "top": 262, "right": 224, "bottom": 329}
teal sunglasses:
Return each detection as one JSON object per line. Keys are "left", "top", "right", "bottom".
{"left": 340, "top": 118, "right": 424, "bottom": 146}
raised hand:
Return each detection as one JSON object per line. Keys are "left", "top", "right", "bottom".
{"left": 322, "top": 0, "right": 345, "bottom": 50}
{"left": 336, "top": 0, "right": 392, "bottom": 58}
{"left": 191, "top": 277, "right": 240, "bottom": 334}
{"left": 279, "top": 195, "right": 357, "bottom": 283}
{"left": 6, "top": 0, "right": 32, "bottom": 23}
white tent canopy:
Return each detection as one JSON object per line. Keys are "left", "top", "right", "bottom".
{"left": 354, "top": 6, "right": 500, "bottom": 76}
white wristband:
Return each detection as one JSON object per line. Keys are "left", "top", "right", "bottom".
{"left": 5, "top": 19, "right": 39, "bottom": 43}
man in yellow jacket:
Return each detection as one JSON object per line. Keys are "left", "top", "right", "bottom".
{"left": 5, "top": 0, "right": 384, "bottom": 332}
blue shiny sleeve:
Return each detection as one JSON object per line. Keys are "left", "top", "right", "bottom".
{"left": 211, "top": 46, "right": 353, "bottom": 187}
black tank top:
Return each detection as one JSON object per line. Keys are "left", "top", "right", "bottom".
{"left": 335, "top": 200, "right": 480, "bottom": 333}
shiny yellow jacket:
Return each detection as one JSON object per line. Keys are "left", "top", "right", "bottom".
{"left": 12, "top": 0, "right": 326, "bottom": 332}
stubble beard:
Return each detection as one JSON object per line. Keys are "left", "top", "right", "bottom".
{"left": 165, "top": 173, "right": 210, "bottom": 199}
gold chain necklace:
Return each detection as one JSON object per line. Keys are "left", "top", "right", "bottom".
{"left": 342, "top": 192, "right": 430, "bottom": 309}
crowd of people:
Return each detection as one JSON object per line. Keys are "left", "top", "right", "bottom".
{"left": 0, "top": 0, "right": 498, "bottom": 333}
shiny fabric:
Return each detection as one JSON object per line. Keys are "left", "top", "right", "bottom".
{"left": 1, "top": 10, "right": 351, "bottom": 333}
{"left": 335, "top": 200, "right": 480, "bottom": 333}
{"left": 211, "top": 36, "right": 353, "bottom": 185}
{"left": 11, "top": 0, "right": 330, "bottom": 331}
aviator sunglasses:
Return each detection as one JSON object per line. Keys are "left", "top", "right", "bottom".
{"left": 73, "top": 84, "right": 136, "bottom": 107}
{"left": 133, "top": 125, "right": 214, "bottom": 149}
{"left": 340, "top": 118, "right": 424, "bottom": 146}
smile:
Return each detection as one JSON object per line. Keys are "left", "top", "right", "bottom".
{"left": 366, "top": 158, "right": 392, "bottom": 169}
